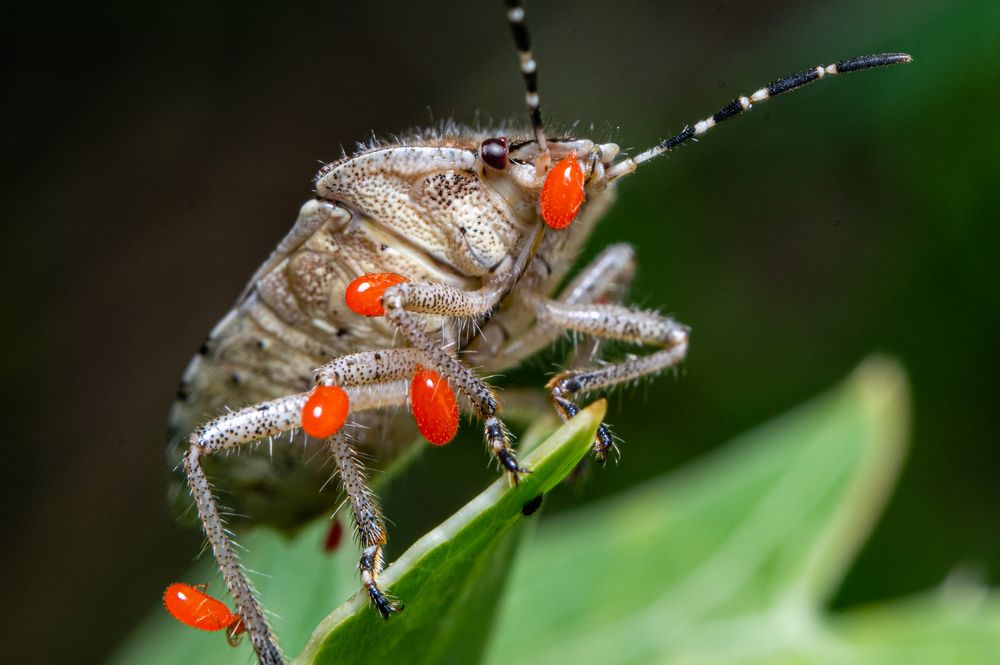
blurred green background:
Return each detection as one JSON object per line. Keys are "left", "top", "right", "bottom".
{"left": 2, "top": 1, "right": 997, "bottom": 663}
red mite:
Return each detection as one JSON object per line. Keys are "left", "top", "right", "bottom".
{"left": 410, "top": 367, "right": 459, "bottom": 446}
{"left": 540, "top": 153, "right": 585, "bottom": 229}
{"left": 324, "top": 519, "right": 344, "bottom": 553}
{"left": 163, "top": 583, "right": 242, "bottom": 634}
{"left": 301, "top": 384, "right": 350, "bottom": 439}
{"left": 345, "top": 273, "right": 409, "bottom": 317}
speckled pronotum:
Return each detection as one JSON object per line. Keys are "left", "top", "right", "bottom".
{"left": 163, "top": 2, "right": 911, "bottom": 662}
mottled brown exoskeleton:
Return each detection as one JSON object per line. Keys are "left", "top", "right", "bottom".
{"left": 166, "top": 2, "right": 910, "bottom": 662}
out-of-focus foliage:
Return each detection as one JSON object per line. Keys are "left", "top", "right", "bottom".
{"left": 2, "top": 1, "right": 996, "bottom": 663}
{"left": 487, "top": 358, "right": 998, "bottom": 664}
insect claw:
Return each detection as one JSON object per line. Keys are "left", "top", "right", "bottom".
{"left": 593, "top": 422, "right": 615, "bottom": 461}
{"left": 505, "top": 463, "right": 532, "bottom": 487}
{"left": 368, "top": 587, "right": 402, "bottom": 619}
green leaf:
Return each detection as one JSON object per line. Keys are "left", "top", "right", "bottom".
{"left": 297, "top": 400, "right": 604, "bottom": 664}
{"left": 110, "top": 401, "right": 603, "bottom": 665}
{"left": 483, "top": 357, "right": 999, "bottom": 664}
{"left": 113, "top": 356, "right": 999, "bottom": 665}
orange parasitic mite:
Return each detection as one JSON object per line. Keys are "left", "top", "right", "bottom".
{"left": 323, "top": 519, "right": 344, "bottom": 553}
{"left": 410, "top": 368, "right": 459, "bottom": 446}
{"left": 301, "top": 385, "right": 350, "bottom": 439}
{"left": 539, "top": 153, "right": 585, "bottom": 229}
{"left": 163, "top": 583, "right": 239, "bottom": 632}
{"left": 345, "top": 273, "right": 409, "bottom": 317}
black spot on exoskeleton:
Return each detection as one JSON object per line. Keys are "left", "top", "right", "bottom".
{"left": 521, "top": 494, "right": 543, "bottom": 516}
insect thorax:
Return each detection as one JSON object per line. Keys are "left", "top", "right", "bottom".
{"left": 167, "top": 129, "right": 620, "bottom": 531}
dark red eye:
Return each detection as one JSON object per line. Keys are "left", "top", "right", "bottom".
{"left": 479, "top": 137, "right": 508, "bottom": 170}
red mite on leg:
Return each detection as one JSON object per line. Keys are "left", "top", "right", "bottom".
{"left": 163, "top": 583, "right": 242, "bottom": 633}
{"left": 410, "top": 367, "right": 459, "bottom": 446}
{"left": 345, "top": 273, "right": 409, "bottom": 317}
{"left": 540, "top": 153, "right": 585, "bottom": 229}
{"left": 301, "top": 385, "right": 350, "bottom": 439}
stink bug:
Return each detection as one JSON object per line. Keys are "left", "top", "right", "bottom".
{"left": 165, "top": 2, "right": 911, "bottom": 663}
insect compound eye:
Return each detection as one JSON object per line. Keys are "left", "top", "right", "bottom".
{"left": 540, "top": 153, "right": 586, "bottom": 229}
{"left": 479, "top": 137, "right": 508, "bottom": 170}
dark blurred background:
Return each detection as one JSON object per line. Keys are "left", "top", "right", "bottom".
{"left": 3, "top": 1, "right": 997, "bottom": 663}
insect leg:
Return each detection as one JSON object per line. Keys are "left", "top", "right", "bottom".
{"left": 525, "top": 297, "right": 690, "bottom": 460}
{"left": 314, "top": 348, "right": 427, "bottom": 387}
{"left": 382, "top": 282, "right": 528, "bottom": 482}
{"left": 185, "top": 395, "right": 306, "bottom": 665}
{"left": 185, "top": 377, "right": 414, "bottom": 663}
{"left": 315, "top": 349, "right": 458, "bottom": 616}
{"left": 327, "top": 433, "right": 400, "bottom": 617}
{"left": 479, "top": 243, "right": 637, "bottom": 370}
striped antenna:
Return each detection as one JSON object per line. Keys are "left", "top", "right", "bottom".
{"left": 608, "top": 52, "right": 911, "bottom": 179}
{"left": 505, "top": 0, "right": 548, "bottom": 158}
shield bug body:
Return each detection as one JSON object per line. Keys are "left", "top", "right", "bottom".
{"left": 166, "top": 2, "right": 910, "bottom": 662}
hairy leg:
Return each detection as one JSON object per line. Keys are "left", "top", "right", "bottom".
{"left": 526, "top": 296, "right": 690, "bottom": 460}
{"left": 382, "top": 279, "right": 528, "bottom": 481}
{"left": 185, "top": 353, "right": 420, "bottom": 664}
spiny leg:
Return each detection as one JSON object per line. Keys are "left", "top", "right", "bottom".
{"left": 184, "top": 375, "right": 413, "bottom": 663}
{"left": 382, "top": 280, "right": 528, "bottom": 481}
{"left": 315, "top": 349, "right": 459, "bottom": 615}
{"left": 525, "top": 296, "right": 690, "bottom": 460}
{"left": 607, "top": 52, "right": 912, "bottom": 179}
{"left": 315, "top": 348, "right": 428, "bottom": 388}
{"left": 328, "top": 433, "right": 398, "bottom": 617}
{"left": 185, "top": 395, "right": 306, "bottom": 665}
{"left": 475, "top": 244, "right": 637, "bottom": 460}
